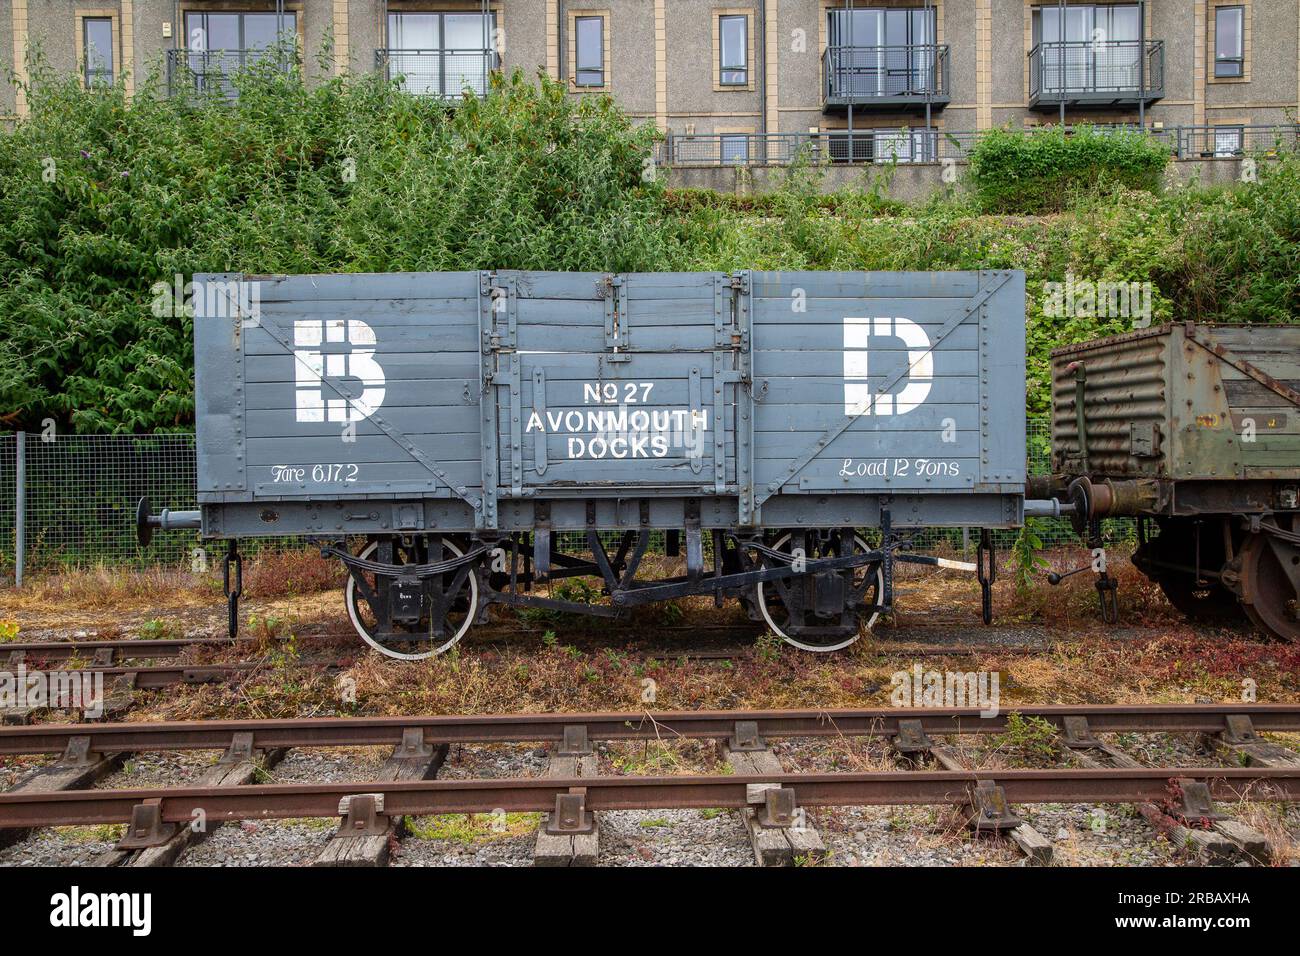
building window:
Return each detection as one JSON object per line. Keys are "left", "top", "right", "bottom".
{"left": 827, "top": 6, "right": 937, "bottom": 97}
{"left": 185, "top": 12, "right": 297, "bottom": 54}
{"left": 83, "top": 17, "right": 114, "bottom": 86}
{"left": 181, "top": 12, "right": 297, "bottom": 96}
{"left": 719, "top": 15, "right": 748, "bottom": 86}
{"left": 385, "top": 12, "right": 498, "bottom": 98}
{"left": 1032, "top": 3, "right": 1141, "bottom": 94}
{"left": 1214, "top": 6, "right": 1244, "bottom": 78}
{"left": 575, "top": 16, "right": 605, "bottom": 87}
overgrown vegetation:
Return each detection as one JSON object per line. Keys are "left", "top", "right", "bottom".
{"left": 967, "top": 125, "right": 1171, "bottom": 213}
{"left": 3, "top": 61, "right": 1298, "bottom": 430}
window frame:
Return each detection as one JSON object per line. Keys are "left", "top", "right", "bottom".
{"left": 183, "top": 10, "right": 300, "bottom": 54}
{"left": 1213, "top": 5, "right": 1245, "bottom": 79}
{"left": 573, "top": 14, "right": 606, "bottom": 88}
{"left": 81, "top": 15, "right": 115, "bottom": 87}
{"left": 384, "top": 11, "right": 501, "bottom": 98}
{"left": 718, "top": 14, "right": 748, "bottom": 87}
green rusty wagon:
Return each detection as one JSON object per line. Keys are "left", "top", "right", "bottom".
{"left": 1047, "top": 322, "right": 1300, "bottom": 642}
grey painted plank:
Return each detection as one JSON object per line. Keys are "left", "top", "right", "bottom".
{"left": 243, "top": 353, "right": 479, "bottom": 382}
{"left": 243, "top": 325, "right": 480, "bottom": 355}
{"left": 243, "top": 271, "right": 482, "bottom": 302}
{"left": 749, "top": 270, "right": 982, "bottom": 298}
{"left": 753, "top": 352, "right": 980, "bottom": 376}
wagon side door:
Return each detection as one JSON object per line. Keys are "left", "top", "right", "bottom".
{"left": 480, "top": 272, "right": 739, "bottom": 518}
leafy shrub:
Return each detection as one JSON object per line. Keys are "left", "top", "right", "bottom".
{"left": 0, "top": 62, "right": 666, "bottom": 431}
{"left": 967, "top": 125, "right": 1171, "bottom": 213}
{"left": 2, "top": 61, "right": 1297, "bottom": 432}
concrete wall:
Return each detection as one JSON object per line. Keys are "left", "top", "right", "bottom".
{"left": 665, "top": 155, "right": 1254, "bottom": 199}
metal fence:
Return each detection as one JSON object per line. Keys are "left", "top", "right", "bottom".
{"left": 663, "top": 130, "right": 976, "bottom": 167}
{"left": 165, "top": 48, "right": 296, "bottom": 98}
{"left": 375, "top": 48, "right": 498, "bottom": 99}
{"left": 658, "top": 123, "right": 1297, "bottom": 168}
{"left": 1028, "top": 40, "right": 1165, "bottom": 101}
{"left": 0, "top": 419, "right": 1095, "bottom": 582}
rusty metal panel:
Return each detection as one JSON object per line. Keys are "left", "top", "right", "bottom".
{"left": 1050, "top": 326, "right": 1171, "bottom": 478}
{"left": 1051, "top": 323, "right": 1300, "bottom": 482}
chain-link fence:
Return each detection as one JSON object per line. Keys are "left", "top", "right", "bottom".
{"left": 0, "top": 433, "right": 14, "bottom": 580}
{"left": 1, "top": 419, "right": 1107, "bottom": 582}
{"left": 2, "top": 432, "right": 200, "bottom": 581}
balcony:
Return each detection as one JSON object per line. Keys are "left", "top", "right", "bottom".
{"left": 1029, "top": 40, "right": 1164, "bottom": 110}
{"left": 822, "top": 44, "right": 950, "bottom": 113}
{"left": 165, "top": 48, "right": 294, "bottom": 98}
{"left": 375, "top": 49, "right": 499, "bottom": 99}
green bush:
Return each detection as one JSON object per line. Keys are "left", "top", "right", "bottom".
{"left": 967, "top": 125, "right": 1171, "bottom": 213}
{"left": 0, "top": 62, "right": 667, "bottom": 431}
{"left": 1, "top": 63, "right": 1297, "bottom": 432}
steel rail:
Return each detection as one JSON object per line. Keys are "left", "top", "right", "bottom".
{"left": 2, "top": 704, "right": 1298, "bottom": 756}
{"left": 0, "top": 664, "right": 255, "bottom": 693}
{"left": 3, "top": 638, "right": 238, "bottom": 662}
{"left": 1, "top": 768, "right": 1297, "bottom": 829}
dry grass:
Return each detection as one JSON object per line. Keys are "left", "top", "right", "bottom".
{"left": 241, "top": 548, "right": 345, "bottom": 600}
{"left": 7, "top": 541, "right": 1297, "bottom": 728}
{"left": 1229, "top": 801, "right": 1300, "bottom": 866}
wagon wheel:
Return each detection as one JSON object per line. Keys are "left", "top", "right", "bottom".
{"left": 1155, "top": 574, "right": 1246, "bottom": 623}
{"left": 1136, "top": 518, "right": 1246, "bottom": 624}
{"left": 345, "top": 538, "right": 480, "bottom": 660}
{"left": 754, "top": 531, "right": 883, "bottom": 652}
{"left": 1237, "top": 516, "right": 1300, "bottom": 643}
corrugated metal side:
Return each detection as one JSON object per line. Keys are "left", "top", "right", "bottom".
{"left": 1050, "top": 327, "right": 1170, "bottom": 477}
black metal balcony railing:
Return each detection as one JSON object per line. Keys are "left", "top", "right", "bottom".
{"left": 822, "top": 44, "right": 950, "bottom": 111}
{"left": 375, "top": 49, "right": 499, "bottom": 99}
{"left": 1029, "top": 40, "right": 1164, "bottom": 108}
{"left": 165, "top": 48, "right": 294, "bottom": 98}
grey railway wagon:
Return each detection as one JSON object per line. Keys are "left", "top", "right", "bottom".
{"left": 146, "top": 269, "right": 1028, "bottom": 658}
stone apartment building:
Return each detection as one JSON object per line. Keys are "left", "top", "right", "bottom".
{"left": 4, "top": 1, "right": 1298, "bottom": 161}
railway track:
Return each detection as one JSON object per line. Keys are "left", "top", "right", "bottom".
{"left": 3, "top": 637, "right": 239, "bottom": 664}
{"left": 2, "top": 704, "right": 1298, "bottom": 867}
{"left": 2, "top": 622, "right": 1059, "bottom": 666}
{"left": 2, "top": 638, "right": 265, "bottom": 723}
